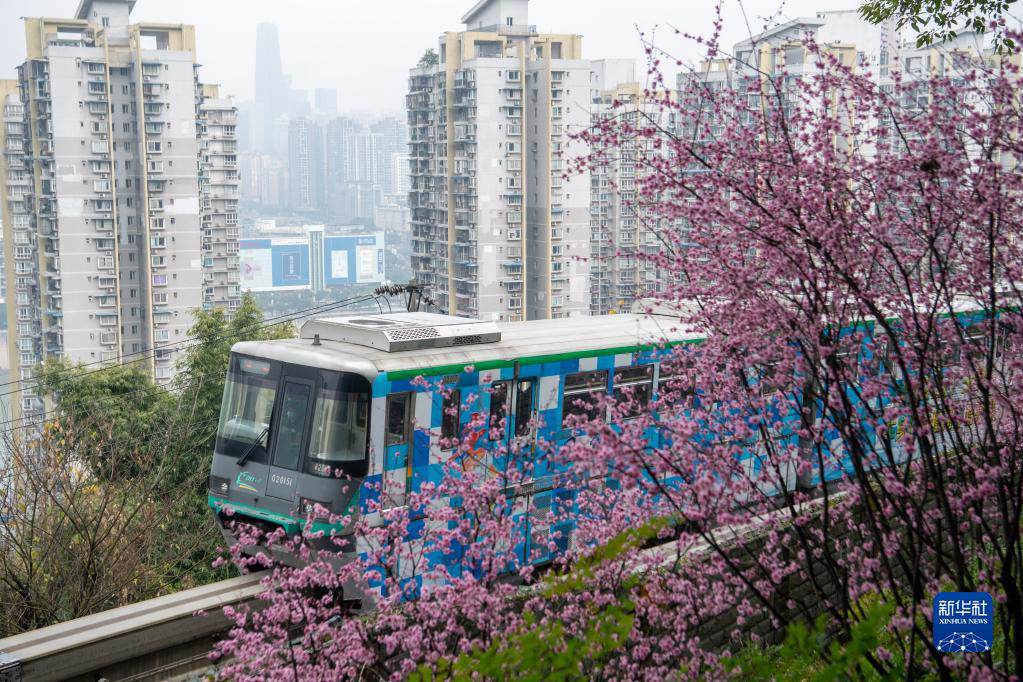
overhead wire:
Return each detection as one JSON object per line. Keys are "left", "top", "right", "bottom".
{"left": 0, "top": 292, "right": 380, "bottom": 404}
{"left": 0, "top": 292, "right": 385, "bottom": 435}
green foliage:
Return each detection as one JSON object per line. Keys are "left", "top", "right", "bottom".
{"left": 417, "top": 606, "right": 635, "bottom": 682}
{"left": 177, "top": 291, "right": 295, "bottom": 453}
{"left": 545, "top": 516, "right": 668, "bottom": 598}
{"left": 723, "top": 598, "right": 907, "bottom": 681}
{"left": 424, "top": 517, "right": 919, "bottom": 681}
{"left": 418, "top": 48, "right": 440, "bottom": 68}
{"left": 859, "top": 0, "right": 1018, "bottom": 51}
{"left": 36, "top": 360, "right": 175, "bottom": 477}
{"left": 31, "top": 294, "right": 295, "bottom": 598}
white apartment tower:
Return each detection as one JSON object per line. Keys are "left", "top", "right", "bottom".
{"left": 408, "top": 0, "right": 594, "bottom": 321}
{"left": 0, "top": 0, "right": 240, "bottom": 427}
{"left": 198, "top": 85, "right": 242, "bottom": 311}
{"left": 587, "top": 61, "right": 682, "bottom": 316}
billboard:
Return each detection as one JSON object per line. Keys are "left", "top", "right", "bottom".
{"left": 270, "top": 240, "right": 310, "bottom": 289}
{"left": 323, "top": 232, "right": 385, "bottom": 286}
{"left": 239, "top": 239, "right": 273, "bottom": 291}
{"left": 240, "top": 230, "right": 382, "bottom": 292}
{"left": 240, "top": 238, "right": 310, "bottom": 292}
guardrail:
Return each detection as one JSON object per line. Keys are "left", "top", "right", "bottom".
{"left": 0, "top": 571, "right": 266, "bottom": 682}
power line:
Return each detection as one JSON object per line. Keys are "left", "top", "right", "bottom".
{"left": 0, "top": 293, "right": 379, "bottom": 402}
{"left": 0, "top": 292, "right": 386, "bottom": 478}
{"left": 0, "top": 292, "right": 381, "bottom": 435}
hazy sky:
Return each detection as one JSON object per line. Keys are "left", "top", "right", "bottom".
{"left": 0, "top": 0, "right": 853, "bottom": 115}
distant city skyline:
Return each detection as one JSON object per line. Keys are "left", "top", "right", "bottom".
{"left": 0, "top": 0, "right": 851, "bottom": 115}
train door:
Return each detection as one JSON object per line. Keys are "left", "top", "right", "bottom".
{"left": 265, "top": 377, "right": 315, "bottom": 501}
{"left": 382, "top": 392, "right": 413, "bottom": 509}
{"left": 510, "top": 378, "right": 536, "bottom": 469}
{"left": 509, "top": 378, "right": 538, "bottom": 566}
{"left": 485, "top": 377, "right": 536, "bottom": 475}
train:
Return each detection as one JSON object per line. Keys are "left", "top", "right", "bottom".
{"left": 206, "top": 310, "right": 705, "bottom": 592}
{"left": 207, "top": 304, "right": 994, "bottom": 604}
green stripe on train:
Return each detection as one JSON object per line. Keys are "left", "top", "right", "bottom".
{"left": 384, "top": 338, "right": 703, "bottom": 381}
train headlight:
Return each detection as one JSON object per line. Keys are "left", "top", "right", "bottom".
{"left": 298, "top": 497, "right": 331, "bottom": 520}
{"left": 209, "top": 474, "right": 230, "bottom": 497}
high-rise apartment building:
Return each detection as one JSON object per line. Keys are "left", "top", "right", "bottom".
{"left": 241, "top": 152, "right": 289, "bottom": 208}
{"left": 324, "top": 116, "right": 358, "bottom": 216}
{"left": 408, "top": 0, "right": 595, "bottom": 321}
{"left": 370, "top": 116, "right": 408, "bottom": 196}
{"left": 314, "top": 87, "right": 338, "bottom": 117}
{"left": 588, "top": 79, "right": 679, "bottom": 316}
{"left": 0, "top": 0, "right": 239, "bottom": 428}
{"left": 679, "top": 12, "right": 900, "bottom": 137}
{"left": 322, "top": 116, "right": 407, "bottom": 222}
{"left": 198, "top": 85, "right": 242, "bottom": 312}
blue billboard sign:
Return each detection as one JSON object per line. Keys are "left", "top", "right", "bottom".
{"left": 240, "top": 230, "right": 382, "bottom": 292}
{"left": 322, "top": 233, "right": 385, "bottom": 286}
{"left": 271, "top": 242, "right": 310, "bottom": 289}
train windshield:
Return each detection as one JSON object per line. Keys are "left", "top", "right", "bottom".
{"left": 307, "top": 379, "right": 370, "bottom": 477}
{"left": 215, "top": 354, "right": 372, "bottom": 476}
{"left": 216, "top": 356, "right": 280, "bottom": 458}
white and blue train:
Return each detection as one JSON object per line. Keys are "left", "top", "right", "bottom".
{"left": 207, "top": 311, "right": 703, "bottom": 583}
{"left": 208, "top": 306, "right": 994, "bottom": 601}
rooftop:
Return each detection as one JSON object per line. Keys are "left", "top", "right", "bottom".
{"left": 75, "top": 0, "right": 135, "bottom": 21}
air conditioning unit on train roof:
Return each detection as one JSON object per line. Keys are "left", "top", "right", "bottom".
{"left": 300, "top": 312, "right": 502, "bottom": 353}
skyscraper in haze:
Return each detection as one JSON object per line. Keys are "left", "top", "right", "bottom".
{"left": 314, "top": 87, "right": 338, "bottom": 117}
{"left": 288, "top": 118, "right": 325, "bottom": 212}
{"left": 370, "top": 116, "right": 408, "bottom": 197}
{"left": 255, "top": 22, "right": 286, "bottom": 154}
{"left": 0, "top": 0, "right": 240, "bottom": 429}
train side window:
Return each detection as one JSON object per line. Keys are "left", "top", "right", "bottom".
{"left": 562, "top": 370, "right": 608, "bottom": 426}
{"left": 440, "top": 388, "right": 461, "bottom": 449}
{"left": 996, "top": 321, "right": 1013, "bottom": 358}
{"left": 657, "top": 365, "right": 693, "bottom": 404}
{"left": 489, "top": 381, "right": 509, "bottom": 436}
{"left": 754, "top": 363, "right": 780, "bottom": 396}
{"left": 514, "top": 380, "right": 534, "bottom": 437}
{"left": 963, "top": 325, "right": 987, "bottom": 362}
{"left": 614, "top": 365, "right": 653, "bottom": 417}
{"left": 385, "top": 393, "right": 411, "bottom": 446}
{"left": 876, "top": 338, "right": 904, "bottom": 380}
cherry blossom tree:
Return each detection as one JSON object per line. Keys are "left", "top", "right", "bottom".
{"left": 213, "top": 17, "right": 1023, "bottom": 680}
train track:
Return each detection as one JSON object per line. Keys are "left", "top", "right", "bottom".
{"left": 0, "top": 490, "right": 844, "bottom": 682}
{"left": 0, "top": 571, "right": 267, "bottom": 682}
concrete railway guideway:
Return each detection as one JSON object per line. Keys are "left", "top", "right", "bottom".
{"left": 0, "top": 492, "right": 849, "bottom": 681}
{"left": 0, "top": 572, "right": 266, "bottom": 682}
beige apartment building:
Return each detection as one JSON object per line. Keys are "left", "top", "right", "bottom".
{"left": 0, "top": 0, "right": 239, "bottom": 428}
{"left": 408, "top": 0, "right": 602, "bottom": 321}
